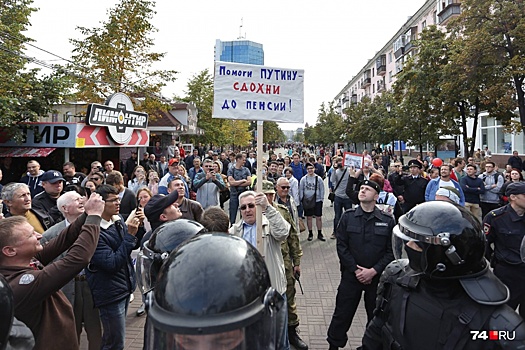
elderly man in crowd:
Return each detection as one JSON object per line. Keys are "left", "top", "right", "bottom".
{"left": 41, "top": 191, "right": 102, "bottom": 350}
{"left": 2, "top": 182, "right": 53, "bottom": 233}
{"left": 230, "top": 190, "right": 290, "bottom": 350}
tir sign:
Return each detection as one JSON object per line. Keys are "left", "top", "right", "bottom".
{"left": 86, "top": 93, "right": 148, "bottom": 144}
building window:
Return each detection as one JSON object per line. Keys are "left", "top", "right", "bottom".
{"left": 422, "top": 20, "right": 427, "bottom": 29}
{"left": 388, "top": 71, "right": 393, "bottom": 82}
{"left": 388, "top": 52, "right": 392, "bottom": 63}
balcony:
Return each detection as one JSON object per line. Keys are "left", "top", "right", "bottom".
{"left": 342, "top": 96, "right": 349, "bottom": 103}
{"left": 362, "top": 69, "right": 372, "bottom": 88}
{"left": 377, "top": 80, "right": 386, "bottom": 93}
{"left": 438, "top": 1, "right": 461, "bottom": 25}
{"left": 376, "top": 54, "right": 386, "bottom": 76}
{"left": 404, "top": 27, "right": 418, "bottom": 54}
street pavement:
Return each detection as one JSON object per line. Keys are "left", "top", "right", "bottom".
{"left": 80, "top": 162, "right": 368, "bottom": 350}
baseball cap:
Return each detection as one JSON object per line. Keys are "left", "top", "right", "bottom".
{"left": 41, "top": 170, "right": 65, "bottom": 183}
{"left": 168, "top": 158, "right": 180, "bottom": 166}
{"left": 261, "top": 180, "right": 275, "bottom": 194}
{"left": 144, "top": 191, "right": 179, "bottom": 223}
{"left": 505, "top": 182, "right": 525, "bottom": 196}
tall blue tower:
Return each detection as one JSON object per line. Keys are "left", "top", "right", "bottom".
{"left": 214, "top": 39, "right": 264, "bottom": 65}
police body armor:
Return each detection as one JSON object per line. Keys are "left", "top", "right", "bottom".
{"left": 371, "top": 259, "right": 525, "bottom": 350}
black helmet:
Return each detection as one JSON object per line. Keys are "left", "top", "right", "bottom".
{"left": 0, "top": 274, "right": 14, "bottom": 350}
{"left": 136, "top": 219, "right": 206, "bottom": 294}
{"left": 393, "top": 201, "right": 487, "bottom": 279}
{"left": 145, "top": 233, "right": 283, "bottom": 350}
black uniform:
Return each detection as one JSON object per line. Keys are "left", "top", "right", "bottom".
{"left": 327, "top": 206, "right": 395, "bottom": 349}
{"left": 362, "top": 260, "right": 525, "bottom": 350}
{"left": 484, "top": 204, "right": 525, "bottom": 318}
{"left": 393, "top": 173, "right": 428, "bottom": 212}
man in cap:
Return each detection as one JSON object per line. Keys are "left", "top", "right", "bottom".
{"left": 484, "top": 181, "right": 525, "bottom": 318}
{"left": 392, "top": 159, "right": 428, "bottom": 213}
{"left": 32, "top": 170, "right": 65, "bottom": 224}
{"left": 327, "top": 179, "right": 395, "bottom": 350}
{"left": 158, "top": 158, "right": 189, "bottom": 196}
{"left": 144, "top": 190, "right": 182, "bottom": 233}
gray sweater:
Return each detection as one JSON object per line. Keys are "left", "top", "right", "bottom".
{"left": 299, "top": 174, "right": 325, "bottom": 202}
{"left": 330, "top": 167, "right": 350, "bottom": 199}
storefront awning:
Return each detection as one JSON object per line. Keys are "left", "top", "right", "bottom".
{"left": 0, "top": 147, "right": 56, "bottom": 157}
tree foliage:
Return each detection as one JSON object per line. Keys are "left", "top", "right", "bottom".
{"left": 0, "top": 0, "right": 70, "bottom": 141}
{"left": 68, "top": 0, "right": 176, "bottom": 116}
{"left": 451, "top": 0, "right": 525, "bottom": 130}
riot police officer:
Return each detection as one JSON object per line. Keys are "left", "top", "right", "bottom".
{"left": 144, "top": 233, "right": 284, "bottom": 349}
{"left": 136, "top": 219, "right": 206, "bottom": 295}
{"left": 362, "top": 201, "right": 525, "bottom": 349}
{"left": 484, "top": 182, "right": 525, "bottom": 318}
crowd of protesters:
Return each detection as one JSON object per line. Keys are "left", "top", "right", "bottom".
{"left": 1, "top": 140, "right": 525, "bottom": 350}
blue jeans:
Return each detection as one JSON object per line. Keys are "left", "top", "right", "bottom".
{"left": 277, "top": 293, "right": 290, "bottom": 350}
{"left": 297, "top": 203, "right": 304, "bottom": 218}
{"left": 98, "top": 296, "right": 129, "bottom": 350}
{"left": 334, "top": 196, "right": 353, "bottom": 233}
{"left": 229, "top": 192, "right": 240, "bottom": 224}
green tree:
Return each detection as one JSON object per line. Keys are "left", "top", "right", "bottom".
{"left": 393, "top": 26, "right": 459, "bottom": 156}
{"left": 68, "top": 0, "right": 176, "bottom": 115}
{"left": 0, "top": 0, "right": 70, "bottom": 141}
{"left": 263, "top": 121, "right": 286, "bottom": 144}
{"left": 314, "top": 102, "right": 344, "bottom": 145}
{"left": 452, "top": 0, "right": 525, "bottom": 130}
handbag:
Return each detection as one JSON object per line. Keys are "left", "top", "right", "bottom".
{"left": 298, "top": 218, "right": 306, "bottom": 232}
{"left": 329, "top": 168, "right": 347, "bottom": 202}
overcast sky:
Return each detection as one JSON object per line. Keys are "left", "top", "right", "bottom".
{"left": 26, "top": 0, "right": 425, "bottom": 130}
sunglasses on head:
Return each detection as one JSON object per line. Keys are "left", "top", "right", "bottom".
{"left": 240, "top": 203, "right": 256, "bottom": 211}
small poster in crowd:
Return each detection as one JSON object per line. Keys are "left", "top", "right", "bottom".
{"left": 344, "top": 152, "right": 364, "bottom": 169}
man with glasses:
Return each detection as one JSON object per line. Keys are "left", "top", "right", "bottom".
{"left": 479, "top": 161, "right": 504, "bottom": 218}
{"left": 230, "top": 190, "right": 290, "bottom": 350}
{"left": 275, "top": 178, "right": 308, "bottom": 350}
{"left": 88, "top": 172, "right": 105, "bottom": 188}
{"left": 81, "top": 161, "right": 104, "bottom": 187}
{"left": 87, "top": 184, "right": 142, "bottom": 350}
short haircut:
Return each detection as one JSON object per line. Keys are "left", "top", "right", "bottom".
{"left": 202, "top": 159, "right": 213, "bottom": 165}
{"left": 235, "top": 153, "right": 244, "bottom": 161}
{"left": 27, "top": 160, "right": 39, "bottom": 166}
{"left": 441, "top": 164, "right": 453, "bottom": 171}
{"left": 283, "top": 166, "right": 293, "bottom": 175}
{"left": 485, "top": 161, "right": 496, "bottom": 167}
{"left": 200, "top": 206, "right": 230, "bottom": 233}
{"left": 0, "top": 216, "right": 28, "bottom": 253}
{"left": 276, "top": 177, "right": 289, "bottom": 186}
{"left": 106, "top": 171, "right": 124, "bottom": 186}
{"left": 91, "top": 161, "right": 102, "bottom": 167}
{"left": 56, "top": 191, "right": 80, "bottom": 215}
{"left": 466, "top": 164, "right": 477, "bottom": 170}
{"left": 269, "top": 161, "right": 278, "bottom": 167}
{"left": 63, "top": 161, "right": 75, "bottom": 168}
{"left": 95, "top": 184, "right": 119, "bottom": 200}
{"left": 238, "top": 190, "right": 257, "bottom": 203}
{"left": 1, "top": 183, "right": 29, "bottom": 201}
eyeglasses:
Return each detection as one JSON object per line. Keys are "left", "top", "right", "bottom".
{"left": 105, "top": 198, "right": 121, "bottom": 203}
{"left": 240, "top": 203, "right": 256, "bottom": 211}
{"left": 279, "top": 186, "right": 290, "bottom": 189}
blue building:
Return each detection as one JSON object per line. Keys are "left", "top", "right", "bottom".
{"left": 214, "top": 39, "right": 264, "bottom": 65}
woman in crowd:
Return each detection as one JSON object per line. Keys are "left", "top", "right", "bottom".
{"left": 147, "top": 170, "right": 159, "bottom": 195}
{"left": 128, "top": 166, "right": 148, "bottom": 193}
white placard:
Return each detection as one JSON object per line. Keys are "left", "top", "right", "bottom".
{"left": 213, "top": 61, "right": 304, "bottom": 123}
